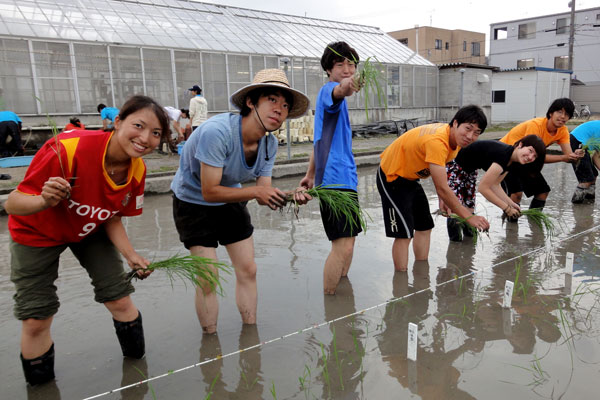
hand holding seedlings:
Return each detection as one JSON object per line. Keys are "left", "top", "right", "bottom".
{"left": 334, "top": 76, "right": 360, "bottom": 99}
{"left": 286, "top": 186, "right": 313, "bottom": 205}
{"left": 126, "top": 252, "right": 152, "bottom": 279}
{"left": 41, "top": 176, "right": 71, "bottom": 207}
{"left": 466, "top": 214, "right": 489, "bottom": 232}
{"left": 255, "top": 185, "right": 287, "bottom": 210}
{"left": 504, "top": 204, "right": 521, "bottom": 218}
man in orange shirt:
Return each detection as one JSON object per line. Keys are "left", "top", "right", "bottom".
{"left": 377, "top": 105, "right": 490, "bottom": 272}
{"left": 499, "top": 98, "right": 583, "bottom": 215}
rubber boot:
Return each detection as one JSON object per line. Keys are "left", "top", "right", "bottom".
{"left": 20, "top": 343, "right": 55, "bottom": 386}
{"left": 113, "top": 311, "right": 145, "bottom": 359}
{"left": 571, "top": 186, "right": 586, "bottom": 204}
{"left": 529, "top": 198, "right": 546, "bottom": 211}
{"left": 447, "top": 218, "right": 463, "bottom": 242}
{"left": 585, "top": 185, "right": 596, "bottom": 200}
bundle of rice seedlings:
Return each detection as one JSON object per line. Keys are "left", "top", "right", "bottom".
{"left": 285, "top": 184, "right": 369, "bottom": 235}
{"left": 448, "top": 214, "right": 486, "bottom": 244}
{"left": 521, "top": 208, "right": 555, "bottom": 237}
{"left": 127, "top": 255, "right": 232, "bottom": 294}
{"left": 327, "top": 47, "right": 387, "bottom": 121}
{"left": 582, "top": 137, "right": 600, "bottom": 155}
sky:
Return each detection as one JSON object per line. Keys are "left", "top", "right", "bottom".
{"left": 204, "top": 0, "right": 598, "bottom": 52}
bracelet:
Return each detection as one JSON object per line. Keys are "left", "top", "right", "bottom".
{"left": 503, "top": 205, "right": 510, "bottom": 213}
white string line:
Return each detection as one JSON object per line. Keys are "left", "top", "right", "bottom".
{"left": 83, "top": 223, "right": 600, "bottom": 400}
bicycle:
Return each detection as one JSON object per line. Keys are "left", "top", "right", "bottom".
{"left": 573, "top": 104, "right": 591, "bottom": 120}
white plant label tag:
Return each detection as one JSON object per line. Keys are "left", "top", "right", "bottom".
{"left": 503, "top": 280, "right": 514, "bottom": 308}
{"left": 407, "top": 322, "right": 418, "bottom": 361}
{"left": 502, "top": 307, "right": 513, "bottom": 335}
{"left": 565, "top": 252, "right": 574, "bottom": 275}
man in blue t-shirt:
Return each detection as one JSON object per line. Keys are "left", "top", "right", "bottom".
{"left": 0, "top": 110, "right": 24, "bottom": 159}
{"left": 171, "top": 69, "right": 310, "bottom": 334}
{"left": 570, "top": 120, "right": 600, "bottom": 203}
{"left": 97, "top": 103, "right": 119, "bottom": 131}
{"left": 300, "top": 41, "right": 362, "bottom": 295}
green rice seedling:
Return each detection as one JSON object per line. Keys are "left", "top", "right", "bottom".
{"left": 269, "top": 381, "right": 277, "bottom": 400}
{"left": 132, "top": 366, "right": 156, "bottom": 400}
{"left": 521, "top": 208, "right": 556, "bottom": 237}
{"left": 127, "top": 255, "right": 231, "bottom": 294}
{"left": 331, "top": 326, "right": 345, "bottom": 390}
{"left": 240, "top": 369, "right": 259, "bottom": 391}
{"left": 298, "top": 364, "right": 312, "bottom": 394}
{"left": 448, "top": 214, "right": 487, "bottom": 244}
{"left": 286, "top": 184, "right": 369, "bottom": 234}
{"left": 203, "top": 373, "right": 220, "bottom": 400}
{"left": 582, "top": 137, "right": 600, "bottom": 155}
{"left": 327, "top": 47, "right": 387, "bottom": 121}
{"left": 513, "top": 257, "right": 523, "bottom": 298}
{"left": 320, "top": 342, "right": 331, "bottom": 396}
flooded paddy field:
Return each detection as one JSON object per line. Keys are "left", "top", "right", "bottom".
{"left": 1, "top": 163, "right": 599, "bottom": 399}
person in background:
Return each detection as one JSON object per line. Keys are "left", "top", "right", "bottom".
{"left": 5, "top": 95, "right": 169, "bottom": 386}
{"left": 62, "top": 116, "right": 86, "bottom": 133}
{"left": 0, "top": 110, "right": 24, "bottom": 157}
{"left": 179, "top": 108, "right": 192, "bottom": 140}
{"left": 570, "top": 120, "right": 600, "bottom": 203}
{"left": 160, "top": 106, "right": 183, "bottom": 153}
{"left": 299, "top": 41, "right": 363, "bottom": 295}
{"left": 171, "top": 69, "right": 310, "bottom": 334}
{"left": 189, "top": 85, "right": 208, "bottom": 131}
{"left": 499, "top": 98, "right": 583, "bottom": 215}
{"left": 97, "top": 103, "right": 120, "bottom": 132}
{"left": 443, "top": 135, "right": 547, "bottom": 241}
{"left": 377, "top": 105, "right": 490, "bottom": 272}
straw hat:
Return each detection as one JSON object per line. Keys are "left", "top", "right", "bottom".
{"left": 230, "top": 69, "right": 309, "bottom": 119}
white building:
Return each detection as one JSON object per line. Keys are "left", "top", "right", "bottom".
{"left": 489, "top": 7, "right": 600, "bottom": 85}
{"left": 491, "top": 67, "right": 571, "bottom": 123}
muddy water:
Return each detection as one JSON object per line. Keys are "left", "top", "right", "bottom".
{"left": 1, "top": 163, "right": 599, "bottom": 399}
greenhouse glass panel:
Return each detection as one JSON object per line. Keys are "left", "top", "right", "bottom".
{"left": 426, "top": 67, "right": 437, "bottom": 107}
{"left": 0, "top": 38, "right": 36, "bottom": 113}
{"left": 414, "top": 67, "right": 426, "bottom": 107}
{"left": 387, "top": 65, "right": 400, "bottom": 107}
{"left": 0, "top": 20, "right": 8, "bottom": 35}
{"left": 29, "top": 24, "right": 59, "bottom": 38}
{"left": 251, "top": 56, "right": 264, "bottom": 76}
{"left": 32, "top": 41, "right": 71, "bottom": 78}
{"left": 37, "top": 78, "right": 75, "bottom": 113}
{"left": 0, "top": 3, "right": 23, "bottom": 21}
{"left": 142, "top": 48, "right": 174, "bottom": 107}
{"left": 202, "top": 52, "right": 228, "bottom": 111}
{"left": 78, "top": 29, "right": 103, "bottom": 42}
{"left": 291, "top": 58, "right": 305, "bottom": 92}
{"left": 17, "top": 4, "right": 48, "bottom": 23}
{"left": 174, "top": 50, "right": 201, "bottom": 110}
{"left": 110, "top": 46, "right": 144, "bottom": 107}
{"left": 74, "top": 43, "right": 112, "bottom": 113}
{"left": 305, "top": 59, "right": 325, "bottom": 109}
{"left": 227, "top": 54, "right": 250, "bottom": 86}
{"left": 5, "top": 22, "right": 34, "bottom": 37}
{"left": 402, "top": 65, "right": 413, "bottom": 107}
{"left": 265, "top": 56, "right": 278, "bottom": 69}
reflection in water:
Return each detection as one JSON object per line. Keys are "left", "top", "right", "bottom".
{"left": 26, "top": 380, "right": 61, "bottom": 400}
{"left": 319, "top": 277, "right": 365, "bottom": 399}
{"left": 198, "top": 326, "right": 263, "bottom": 398}
{"left": 119, "top": 358, "right": 149, "bottom": 400}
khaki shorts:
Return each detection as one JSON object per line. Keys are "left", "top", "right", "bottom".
{"left": 10, "top": 229, "right": 134, "bottom": 320}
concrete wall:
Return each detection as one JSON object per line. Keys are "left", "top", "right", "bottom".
{"left": 438, "top": 67, "right": 492, "bottom": 122}
{"left": 572, "top": 84, "right": 600, "bottom": 114}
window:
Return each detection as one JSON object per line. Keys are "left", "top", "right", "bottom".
{"left": 463, "top": 41, "right": 467, "bottom": 51}
{"left": 556, "top": 18, "right": 569, "bottom": 35}
{"left": 518, "top": 22, "right": 536, "bottom": 39}
{"left": 517, "top": 58, "right": 534, "bottom": 68}
{"left": 471, "top": 42, "right": 480, "bottom": 56}
{"left": 492, "top": 90, "right": 505, "bottom": 103}
{"left": 398, "top": 38, "right": 408, "bottom": 46}
{"left": 445, "top": 42, "right": 449, "bottom": 50}
{"left": 554, "top": 55, "right": 569, "bottom": 70}
{"left": 435, "top": 39, "right": 442, "bottom": 50}
{"left": 494, "top": 27, "right": 507, "bottom": 40}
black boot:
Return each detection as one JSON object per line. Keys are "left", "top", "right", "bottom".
{"left": 447, "top": 218, "right": 463, "bottom": 242}
{"left": 113, "top": 311, "right": 145, "bottom": 359}
{"left": 529, "top": 198, "right": 546, "bottom": 211}
{"left": 20, "top": 343, "right": 55, "bottom": 386}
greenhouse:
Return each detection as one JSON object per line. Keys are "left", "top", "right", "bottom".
{"left": 0, "top": 0, "right": 438, "bottom": 123}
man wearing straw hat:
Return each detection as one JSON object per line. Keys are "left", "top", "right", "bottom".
{"left": 171, "top": 69, "right": 310, "bottom": 334}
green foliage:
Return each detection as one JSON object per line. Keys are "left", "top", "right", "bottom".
{"left": 521, "top": 208, "right": 555, "bottom": 237}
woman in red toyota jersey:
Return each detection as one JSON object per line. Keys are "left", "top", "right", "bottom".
{"left": 4, "top": 95, "right": 169, "bottom": 386}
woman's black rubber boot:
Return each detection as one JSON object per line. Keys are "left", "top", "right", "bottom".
{"left": 529, "top": 198, "right": 546, "bottom": 211}
{"left": 113, "top": 311, "right": 145, "bottom": 359}
{"left": 20, "top": 343, "right": 55, "bottom": 386}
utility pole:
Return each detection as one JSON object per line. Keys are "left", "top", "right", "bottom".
{"left": 567, "top": 1, "right": 576, "bottom": 97}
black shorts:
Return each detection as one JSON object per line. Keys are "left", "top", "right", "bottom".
{"left": 319, "top": 188, "right": 362, "bottom": 241}
{"left": 172, "top": 195, "right": 253, "bottom": 248}
{"left": 376, "top": 167, "right": 434, "bottom": 239}
{"left": 571, "top": 134, "right": 598, "bottom": 183}
{"left": 501, "top": 164, "right": 551, "bottom": 198}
